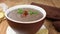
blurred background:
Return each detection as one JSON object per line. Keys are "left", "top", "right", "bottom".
{"left": 0, "top": 0, "right": 60, "bottom": 8}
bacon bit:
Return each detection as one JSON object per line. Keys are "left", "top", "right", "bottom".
{"left": 21, "top": 10, "right": 28, "bottom": 17}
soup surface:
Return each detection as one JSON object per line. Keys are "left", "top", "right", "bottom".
{"left": 7, "top": 8, "right": 43, "bottom": 22}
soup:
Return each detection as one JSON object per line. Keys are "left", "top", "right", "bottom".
{"left": 7, "top": 8, "right": 43, "bottom": 22}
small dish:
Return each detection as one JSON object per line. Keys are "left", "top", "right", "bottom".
{"left": 0, "top": 3, "right": 7, "bottom": 23}
{"left": 6, "top": 25, "right": 48, "bottom": 34}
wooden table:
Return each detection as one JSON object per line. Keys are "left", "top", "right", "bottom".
{"left": 0, "top": 0, "right": 60, "bottom": 34}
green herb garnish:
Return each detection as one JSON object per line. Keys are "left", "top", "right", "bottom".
{"left": 29, "top": 10, "right": 38, "bottom": 15}
{"left": 29, "top": 10, "right": 34, "bottom": 15}
{"left": 17, "top": 9, "right": 38, "bottom": 15}
{"left": 17, "top": 9, "right": 23, "bottom": 14}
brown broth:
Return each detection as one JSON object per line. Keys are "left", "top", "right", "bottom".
{"left": 7, "top": 8, "right": 43, "bottom": 22}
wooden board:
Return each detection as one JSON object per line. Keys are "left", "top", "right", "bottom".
{"left": 0, "top": 0, "right": 60, "bottom": 34}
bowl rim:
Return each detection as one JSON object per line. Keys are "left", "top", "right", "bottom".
{"left": 5, "top": 5, "right": 46, "bottom": 24}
